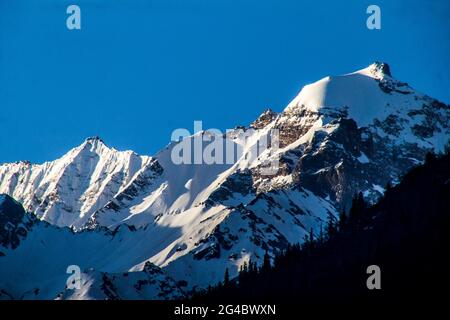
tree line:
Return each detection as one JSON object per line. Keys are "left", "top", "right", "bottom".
{"left": 193, "top": 151, "right": 450, "bottom": 304}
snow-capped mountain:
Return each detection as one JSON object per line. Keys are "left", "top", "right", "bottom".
{"left": 0, "top": 62, "right": 448, "bottom": 299}
{"left": 0, "top": 137, "right": 161, "bottom": 229}
{"left": 272, "top": 62, "right": 448, "bottom": 207}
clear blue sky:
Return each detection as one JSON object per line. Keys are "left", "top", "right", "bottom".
{"left": 0, "top": 0, "right": 449, "bottom": 163}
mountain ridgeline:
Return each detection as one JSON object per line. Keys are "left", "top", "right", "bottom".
{"left": 0, "top": 62, "right": 449, "bottom": 299}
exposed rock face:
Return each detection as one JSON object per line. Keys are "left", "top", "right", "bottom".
{"left": 240, "top": 62, "right": 449, "bottom": 210}
{"left": 0, "top": 194, "right": 36, "bottom": 250}
{"left": 251, "top": 109, "right": 278, "bottom": 129}
{"left": 207, "top": 169, "right": 254, "bottom": 205}
{"left": 56, "top": 261, "right": 185, "bottom": 300}
{"left": 371, "top": 61, "right": 392, "bottom": 77}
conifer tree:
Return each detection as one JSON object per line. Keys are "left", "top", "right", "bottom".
{"left": 224, "top": 268, "right": 230, "bottom": 286}
{"left": 339, "top": 208, "right": 347, "bottom": 231}
{"left": 349, "top": 192, "right": 365, "bottom": 226}
{"left": 326, "top": 211, "right": 337, "bottom": 238}
{"left": 262, "top": 251, "right": 271, "bottom": 272}
{"left": 425, "top": 151, "right": 436, "bottom": 164}
{"left": 309, "top": 227, "right": 314, "bottom": 244}
{"left": 243, "top": 261, "right": 248, "bottom": 273}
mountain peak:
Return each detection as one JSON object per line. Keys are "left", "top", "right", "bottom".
{"left": 80, "top": 136, "right": 110, "bottom": 152}
{"left": 367, "top": 61, "right": 392, "bottom": 77}
{"left": 283, "top": 62, "right": 425, "bottom": 127}
{"left": 251, "top": 108, "right": 278, "bottom": 129}
{"left": 85, "top": 136, "right": 105, "bottom": 144}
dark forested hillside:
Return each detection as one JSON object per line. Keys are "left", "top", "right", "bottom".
{"left": 196, "top": 152, "right": 450, "bottom": 303}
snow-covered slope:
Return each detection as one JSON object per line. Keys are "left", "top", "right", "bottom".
{"left": 56, "top": 263, "right": 185, "bottom": 300}
{"left": 0, "top": 62, "right": 448, "bottom": 299}
{"left": 271, "top": 62, "right": 448, "bottom": 206}
{"left": 0, "top": 194, "right": 185, "bottom": 300}
{"left": 0, "top": 137, "right": 159, "bottom": 229}
{"left": 284, "top": 62, "right": 447, "bottom": 146}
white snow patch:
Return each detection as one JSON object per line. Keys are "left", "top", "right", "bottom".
{"left": 372, "top": 184, "right": 385, "bottom": 194}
